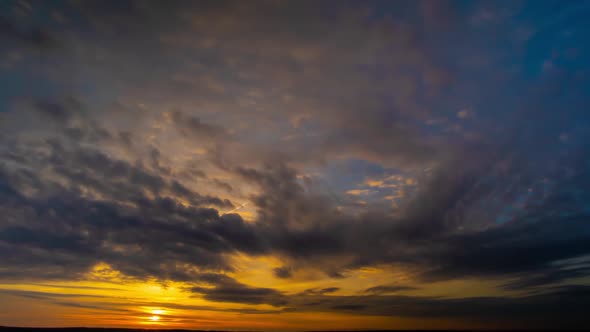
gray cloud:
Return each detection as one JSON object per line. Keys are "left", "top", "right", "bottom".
{"left": 364, "top": 285, "right": 418, "bottom": 294}
{"left": 171, "top": 110, "right": 229, "bottom": 141}
{"left": 273, "top": 266, "right": 293, "bottom": 279}
{"left": 0, "top": 16, "right": 61, "bottom": 51}
{"left": 191, "top": 275, "right": 287, "bottom": 307}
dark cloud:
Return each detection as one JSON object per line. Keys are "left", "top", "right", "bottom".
{"left": 0, "top": 16, "right": 61, "bottom": 51}
{"left": 273, "top": 266, "right": 292, "bottom": 279}
{"left": 171, "top": 111, "right": 228, "bottom": 141}
{"left": 33, "top": 98, "right": 78, "bottom": 124}
{"left": 0, "top": 157, "right": 260, "bottom": 281}
{"left": 186, "top": 282, "right": 590, "bottom": 328}
{"left": 228, "top": 139, "right": 590, "bottom": 291}
{"left": 191, "top": 275, "right": 287, "bottom": 307}
{"left": 43, "top": 141, "right": 233, "bottom": 209}
{"left": 300, "top": 287, "right": 339, "bottom": 295}
{"left": 0, "top": 289, "right": 109, "bottom": 300}
{"left": 290, "top": 285, "right": 590, "bottom": 329}
{"left": 364, "top": 285, "right": 418, "bottom": 294}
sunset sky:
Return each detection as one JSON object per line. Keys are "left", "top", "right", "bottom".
{"left": 1, "top": 0, "right": 590, "bottom": 330}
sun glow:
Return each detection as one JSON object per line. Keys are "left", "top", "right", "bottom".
{"left": 143, "top": 308, "right": 167, "bottom": 324}
{"left": 151, "top": 309, "right": 165, "bottom": 315}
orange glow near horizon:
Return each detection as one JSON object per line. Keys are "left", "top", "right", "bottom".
{"left": 0, "top": 261, "right": 518, "bottom": 331}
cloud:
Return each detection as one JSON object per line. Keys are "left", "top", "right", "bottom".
{"left": 191, "top": 275, "right": 287, "bottom": 306}
{"left": 0, "top": 147, "right": 263, "bottom": 281}
{"left": 0, "top": 16, "right": 61, "bottom": 51}
{"left": 170, "top": 110, "right": 229, "bottom": 141}
{"left": 1, "top": 94, "right": 590, "bottom": 294}
{"left": 273, "top": 266, "right": 293, "bottom": 279}
{"left": 300, "top": 287, "right": 340, "bottom": 295}
{"left": 227, "top": 134, "right": 590, "bottom": 290}
{"left": 289, "top": 285, "right": 590, "bottom": 329}
{"left": 0, "top": 289, "right": 109, "bottom": 300}
{"left": 364, "top": 285, "right": 418, "bottom": 294}
{"left": 0, "top": 0, "right": 462, "bottom": 175}
{"left": 3, "top": 283, "right": 590, "bottom": 328}
{"left": 345, "top": 189, "right": 370, "bottom": 196}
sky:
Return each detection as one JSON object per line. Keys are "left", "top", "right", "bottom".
{"left": 1, "top": 0, "right": 590, "bottom": 330}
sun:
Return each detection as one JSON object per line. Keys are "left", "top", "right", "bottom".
{"left": 140, "top": 308, "right": 166, "bottom": 324}
{"left": 151, "top": 309, "right": 165, "bottom": 315}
